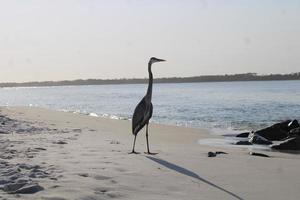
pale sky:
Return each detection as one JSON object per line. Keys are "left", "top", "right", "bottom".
{"left": 0, "top": 0, "right": 299, "bottom": 82}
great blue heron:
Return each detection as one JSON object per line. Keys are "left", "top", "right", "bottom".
{"left": 130, "top": 57, "right": 166, "bottom": 154}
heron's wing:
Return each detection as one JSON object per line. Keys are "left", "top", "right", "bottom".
{"left": 132, "top": 98, "right": 146, "bottom": 135}
{"left": 148, "top": 102, "right": 153, "bottom": 119}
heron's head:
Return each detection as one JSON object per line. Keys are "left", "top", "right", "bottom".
{"left": 149, "top": 57, "right": 166, "bottom": 64}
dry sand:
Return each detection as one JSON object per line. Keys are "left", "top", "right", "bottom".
{"left": 0, "top": 106, "right": 300, "bottom": 200}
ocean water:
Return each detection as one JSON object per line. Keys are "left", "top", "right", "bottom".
{"left": 0, "top": 80, "right": 299, "bottom": 133}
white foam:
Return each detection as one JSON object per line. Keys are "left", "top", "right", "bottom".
{"left": 110, "top": 115, "right": 120, "bottom": 120}
{"left": 89, "top": 113, "right": 98, "bottom": 117}
{"left": 198, "top": 137, "right": 271, "bottom": 151}
{"left": 209, "top": 127, "right": 248, "bottom": 136}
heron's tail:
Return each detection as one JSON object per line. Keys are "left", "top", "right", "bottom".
{"left": 132, "top": 123, "right": 141, "bottom": 136}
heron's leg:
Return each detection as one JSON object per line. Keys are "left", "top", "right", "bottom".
{"left": 146, "top": 123, "right": 150, "bottom": 153}
{"left": 145, "top": 123, "right": 157, "bottom": 155}
{"left": 129, "top": 134, "right": 139, "bottom": 154}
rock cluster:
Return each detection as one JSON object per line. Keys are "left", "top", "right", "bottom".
{"left": 236, "top": 120, "right": 300, "bottom": 150}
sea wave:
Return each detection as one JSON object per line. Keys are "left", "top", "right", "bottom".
{"left": 0, "top": 81, "right": 299, "bottom": 132}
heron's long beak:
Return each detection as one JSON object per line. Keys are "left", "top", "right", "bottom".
{"left": 157, "top": 58, "right": 166, "bottom": 62}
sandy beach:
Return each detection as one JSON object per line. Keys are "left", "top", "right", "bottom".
{"left": 0, "top": 106, "right": 299, "bottom": 200}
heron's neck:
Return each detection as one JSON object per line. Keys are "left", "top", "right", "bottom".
{"left": 146, "top": 61, "right": 153, "bottom": 101}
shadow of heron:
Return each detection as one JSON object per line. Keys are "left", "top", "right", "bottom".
{"left": 146, "top": 156, "right": 244, "bottom": 200}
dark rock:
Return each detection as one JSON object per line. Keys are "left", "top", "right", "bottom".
{"left": 215, "top": 151, "right": 228, "bottom": 155}
{"left": 274, "top": 120, "right": 292, "bottom": 132}
{"left": 207, "top": 152, "right": 216, "bottom": 157}
{"left": 207, "top": 151, "right": 228, "bottom": 157}
{"left": 249, "top": 134, "right": 273, "bottom": 145}
{"left": 288, "top": 120, "right": 300, "bottom": 131}
{"left": 246, "top": 120, "right": 299, "bottom": 142}
{"left": 271, "top": 137, "right": 300, "bottom": 150}
{"left": 249, "top": 152, "right": 270, "bottom": 157}
{"left": 255, "top": 124, "right": 288, "bottom": 141}
{"left": 236, "top": 132, "right": 250, "bottom": 138}
{"left": 236, "top": 141, "right": 252, "bottom": 145}
{"left": 289, "top": 127, "right": 300, "bottom": 136}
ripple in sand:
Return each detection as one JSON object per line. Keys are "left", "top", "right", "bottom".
{"left": 0, "top": 161, "right": 57, "bottom": 195}
{"left": 93, "top": 187, "right": 123, "bottom": 199}
{"left": 42, "top": 197, "right": 67, "bottom": 200}
{"left": 78, "top": 173, "right": 89, "bottom": 177}
{"left": 53, "top": 140, "right": 68, "bottom": 145}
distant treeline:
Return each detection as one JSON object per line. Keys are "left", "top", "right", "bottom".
{"left": 0, "top": 72, "right": 299, "bottom": 88}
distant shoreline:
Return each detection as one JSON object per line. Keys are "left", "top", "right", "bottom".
{"left": 1, "top": 72, "right": 299, "bottom": 88}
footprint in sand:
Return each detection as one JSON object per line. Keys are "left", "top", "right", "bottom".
{"left": 111, "top": 150, "right": 121, "bottom": 152}
{"left": 68, "top": 136, "right": 78, "bottom": 140}
{"left": 94, "top": 187, "right": 123, "bottom": 199}
{"left": 78, "top": 183, "right": 123, "bottom": 199}
{"left": 110, "top": 140, "right": 120, "bottom": 145}
{"left": 110, "top": 180, "right": 118, "bottom": 184}
{"left": 94, "top": 186, "right": 111, "bottom": 193}
{"left": 93, "top": 175, "right": 111, "bottom": 180}
{"left": 0, "top": 163, "right": 47, "bottom": 195}
{"left": 49, "top": 185, "right": 61, "bottom": 189}
{"left": 34, "top": 147, "right": 47, "bottom": 151}
{"left": 77, "top": 173, "right": 89, "bottom": 178}
{"left": 72, "top": 129, "right": 82, "bottom": 133}
{"left": 53, "top": 141, "right": 68, "bottom": 145}
{"left": 113, "top": 168, "right": 127, "bottom": 173}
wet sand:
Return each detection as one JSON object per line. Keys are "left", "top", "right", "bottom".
{"left": 0, "top": 106, "right": 300, "bottom": 200}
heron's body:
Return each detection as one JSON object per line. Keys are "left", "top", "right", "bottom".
{"left": 130, "top": 57, "right": 165, "bottom": 154}
{"left": 132, "top": 98, "right": 153, "bottom": 135}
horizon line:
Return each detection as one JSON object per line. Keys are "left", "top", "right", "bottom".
{"left": 1, "top": 72, "right": 300, "bottom": 85}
